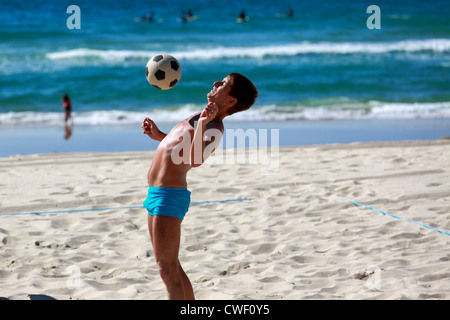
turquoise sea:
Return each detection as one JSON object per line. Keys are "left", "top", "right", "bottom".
{"left": 0, "top": 0, "right": 449, "bottom": 155}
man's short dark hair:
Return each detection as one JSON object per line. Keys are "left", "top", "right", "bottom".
{"left": 227, "top": 73, "right": 258, "bottom": 115}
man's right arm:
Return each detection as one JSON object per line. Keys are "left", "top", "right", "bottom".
{"left": 142, "top": 118, "right": 167, "bottom": 142}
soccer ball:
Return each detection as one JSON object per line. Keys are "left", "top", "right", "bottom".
{"left": 145, "top": 54, "right": 181, "bottom": 90}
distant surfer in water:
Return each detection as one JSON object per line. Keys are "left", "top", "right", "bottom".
{"left": 237, "top": 10, "right": 249, "bottom": 23}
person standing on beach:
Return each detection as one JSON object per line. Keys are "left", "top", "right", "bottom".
{"left": 62, "top": 93, "right": 73, "bottom": 140}
{"left": 62, "top": 93, "right": 72, "bottom": 124}
{"left": 141, "top": 73, "right": 258, "bottom": 300}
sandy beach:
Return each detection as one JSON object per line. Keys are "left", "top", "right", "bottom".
{"left": 1, "top": 140, "right": 449, "bottom": 300}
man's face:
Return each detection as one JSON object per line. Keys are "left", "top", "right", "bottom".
{"left": 207, "top": 76, "right": 233, "bottom": 107}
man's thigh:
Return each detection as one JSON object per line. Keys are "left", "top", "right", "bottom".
{"left": 148, "top": 215, "right": 182, "bottom": 262}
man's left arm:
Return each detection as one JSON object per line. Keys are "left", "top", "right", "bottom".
{"left": 190, "top": 103, "right": 221, "bottom": 167}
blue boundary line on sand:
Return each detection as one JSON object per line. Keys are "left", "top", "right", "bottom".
{"left": 0, "top": 198, "right": 254, "bottom": 216}
{"left": 342, "top": 199, "right": 450, "bottom": 236}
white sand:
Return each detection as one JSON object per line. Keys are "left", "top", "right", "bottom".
{"left": 0, "top": 140, "right": 449, "bottom": 300}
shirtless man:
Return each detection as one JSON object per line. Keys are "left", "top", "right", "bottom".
{"left": 141, "top": 73, "right": 258, "bottom": 300}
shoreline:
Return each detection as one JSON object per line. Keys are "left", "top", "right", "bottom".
{"left": 1, "top": 118, "right": 449, "bottom": 157}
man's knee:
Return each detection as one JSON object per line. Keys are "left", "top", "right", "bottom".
{"left": 157, "top": 259, "right": 178, "bottom": 281}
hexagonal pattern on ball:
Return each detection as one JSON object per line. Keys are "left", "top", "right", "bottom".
{"left": 145, "top": 53, "right": 182, "bottom": 90}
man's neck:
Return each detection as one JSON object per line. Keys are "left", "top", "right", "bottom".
{"left": 208, "top": 101, "right": 230, "bottom": 122}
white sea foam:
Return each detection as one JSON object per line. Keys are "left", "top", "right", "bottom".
{"left": 46, "top": 39, "right": 450, "bottom": 62}
{"left": 1, "top": 102, "right": 449, "bottom": 127}
{"left": 231, "top": 101, "right": 450, "bottom": 121}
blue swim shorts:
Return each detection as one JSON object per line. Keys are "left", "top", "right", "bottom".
{"left": 143, "top": 186, "right": 191, "bottom": 221}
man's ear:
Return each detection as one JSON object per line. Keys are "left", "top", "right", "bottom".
{"left": 226, "top": 97, "right": 237, "bottom": 107}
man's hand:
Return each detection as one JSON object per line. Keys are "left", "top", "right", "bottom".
{"left": 198, "top": 103, "right": 218, "bottom": 124}
{"left": 190, "top": 103, "right": 221, "bottom": 168}
{"left": 142, "top": 117, "right": 166, "bottom": 141}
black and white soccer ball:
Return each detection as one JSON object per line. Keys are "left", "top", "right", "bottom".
{"left": 145, "top": 54, "right": 181, "bottom": 90}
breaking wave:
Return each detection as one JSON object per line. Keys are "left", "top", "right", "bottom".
{"left": 1, "top": 101, "right": 449, "bottom": 127}
{"left": 46, "top": 39, "right": 450, "bottom": 62}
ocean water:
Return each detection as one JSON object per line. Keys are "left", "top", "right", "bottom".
{"left": 0, "top": 0, "right": 449, "bottom": 128}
